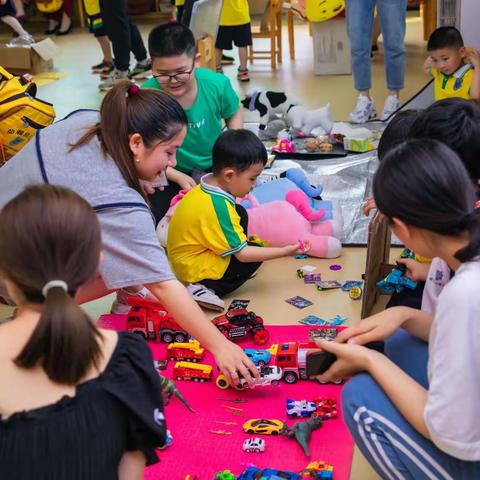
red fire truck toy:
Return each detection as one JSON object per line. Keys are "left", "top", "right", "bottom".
{"left": 126, "top": 296, "right": 188, "bottom": 343}
{"left": 173, "top": 361, "right": 213, "bottom": 382}
{"left": 212, "top": 309, "right": 269, "bottom": 345}
{"left": 167, "top": 340, "right": 205, "bottom": 362}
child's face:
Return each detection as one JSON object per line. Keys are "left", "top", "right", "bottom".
{"left": 152, "top": 53, "right": 199, "bottom": 99}
{"left": 223, "top": 163, "right": 264, "bottom": 198}
{"left": 131, "top": 127, "right": 187, "bottom": 182}
{"left": 429, "top": 47, "right": 466, "bottom": 75}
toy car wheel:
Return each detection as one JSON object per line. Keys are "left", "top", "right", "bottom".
{"left": 174, "top": 332, "right": 187, "bottom": 343}
{"left": 333, "top": 379, "right": 343, "bottom": 385}
{"left": 283, "top": 372, "right": 298, "bottom": 384}
{"left": 254, "top": 448, "right": 260, "bottom": 452}
{"left": 271, "top": 431, "right": 279, "bottom": 436}
{"left": 176, "top": 376, "right": 182, "bottom": 381}
{"left": 258, "top": 360, "right": 265, "bottom": 366}
{"left": 247, "top": 429, "right": 254, "bottom": 434}
{"left": 216, "top": 375, "right": 230, "bottom": 389}
{"left": 161, "top": 332, "right": 174, "bottom": 343}
{"left": 252, "top": 328, "right": 269, "bottom": 345}
{"left": 233, "top": 383, "right": 246, "bottom": 391}
{"left": 271, "top": 380, "right": 279, "bottom": 386}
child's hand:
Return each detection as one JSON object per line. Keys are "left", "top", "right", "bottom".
{"left": 313, "top": 338, "right": 379, "bottom": 384}
{"left": 396, "top": 258, "right": 430, "bottom": 282}
{"left": 363, "top": 197, "right": 377, "bottom": 216}
{"left": 423, "top": 56, "right": 433, "bottom": 74}
{"left": 465, "top": 47, "right": 480, "bottom": 68}
{"left": 212, "top": 340, "right": 260, "bottom": 388}
{"left": 283, "top": 241, "right": 309, "bottom": 256}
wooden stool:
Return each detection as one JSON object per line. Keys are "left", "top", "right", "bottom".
{"left": 197, "top": 34, "right": 216, "bottom": 71}
{"left": 248, "top": 0, "right": 296, "bottom": 69}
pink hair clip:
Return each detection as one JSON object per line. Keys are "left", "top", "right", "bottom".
{"left": 128, "top": 83, "right": 140, "bottom": 97}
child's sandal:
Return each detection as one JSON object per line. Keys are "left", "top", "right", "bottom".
{"left": 237, "top": 68, "right": 250, "bottom": 82}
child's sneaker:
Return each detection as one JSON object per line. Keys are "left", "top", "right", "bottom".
{"left": 380, "top": 95, "right": 401, "bottom": 121}
{"left": 221, "top": 54, "right": 235, "bottom": 65}
{"left": 349, "top": 95, "right": 377, "bottom": 124}
{"left": 99, "top": 69, "right": 129, "bottom": 91}
{"left": 129, "top": 59, "right": 152, "bottom": 80}
{"left": 237, "top": 68, "right": 250, "bottom": 82}
{"left": 187, "top": 283, "right": 225, "bottom": 311}
{"left": 110, "top": 286, "right": 150, "bottom": 314}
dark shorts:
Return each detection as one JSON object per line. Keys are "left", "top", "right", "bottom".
{"left": 215, "top": 23, "right": 252, "bottom": 50}
{"left": 87, "top": 15, "right": 107, "bottom": 37}
{"left": 176, "top": 4, "right": 184, "bottom": 22}
{"left": 0, "top": 0, "right": 16, "bottom": 17}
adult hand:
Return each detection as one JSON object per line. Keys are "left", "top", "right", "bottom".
{"left": 313, "top": 338, "right": 380, "bottom": 384}
{"left": 396, "top": 258, "right": 430, "bottom": 282}
{"left": 363, "top": 197, "right": 377, "bottom": 216}
{"left": 335, "top": 307, "right": 409, "bottom": 346}
{"left": 172, "top": 171, "right": 196, "bottom": 191}
{"left": 211, "top": 340, "right": 259, "bottom": 388}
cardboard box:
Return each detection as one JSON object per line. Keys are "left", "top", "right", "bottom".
{"left": 0, "top": 38, "right": 60, "bottom": 75}
{"left": 343, "top": 136, "right": 378, "bottom": 153}
{"left": 312, "top": 18, "right": 351, "bottom": 75}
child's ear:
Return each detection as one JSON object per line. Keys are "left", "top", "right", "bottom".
{"left": 222, "top": 168, "right": 236, "bottom": 183}
{"left": 459, "top": 46, "right": 467, "bottom": 58}
{"left": 391, "top": 217, "right": 411, "bottom": 242}
{"left": 194, "top": 53, "right": 201, "bottom": 67}
{"left": 128, "top": 133, "right": 145, "bottom": 156}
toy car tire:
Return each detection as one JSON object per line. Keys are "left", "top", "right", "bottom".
{"left": 161, "top": 332, "right": 174, "bottom": 343}
{"left": 246, "top": 429, "right": 254, "bottom": 434}
{"left": 216, "top": 376, "right": 230, "bottom": 389}
{"left": 271, "top": 431, "right": 279, "bottom": 436}
{"left": 132, "top": 330, "right": 146, "bottom": 340}
{"left": 271, "top": 380, "right": 279, "bottom": 386}
{"left": 174, "top": 332, "right": 187, "bottom": 343}
{"left": 283, "top": 372, "right": 298, "bottom": 384}
{"left": 258, "top": 360, "right": 265, "bottom": 366}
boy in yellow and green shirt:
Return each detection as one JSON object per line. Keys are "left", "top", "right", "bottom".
{"left": 215, "top": 0, "right": 252, "bottom": 82}
{"left": 167, "top": 129, "right": 305, "bottom": 307}
{"left": 424, "top": 26, "right": 480, "bottom": 101}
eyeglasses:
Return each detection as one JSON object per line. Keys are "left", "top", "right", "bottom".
{"left": 153, "top": 60, "right": 195, "bottom": 85}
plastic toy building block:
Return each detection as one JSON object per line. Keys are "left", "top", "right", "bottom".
{"left": 376, "top": 264, "right": 417, "bottom": 295}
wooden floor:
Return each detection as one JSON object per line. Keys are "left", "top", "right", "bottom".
{"left": 0, "top": 10, "right": 429, "bottom": 478}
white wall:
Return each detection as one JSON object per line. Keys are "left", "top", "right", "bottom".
{"left": 460, "top": 0, "right": 480, "bottom": 47}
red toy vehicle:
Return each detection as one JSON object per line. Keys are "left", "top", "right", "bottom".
{"left": 126, "top": 296, "right": 188, "bottom": 343}
{"left": 173, "top": 361, "right": 213, "bottom": 382}
{"left": 312, "top": 397, "right": 338, "bottom": 420}
{"left": 167, "top": 340, "right": 205, "bottom": 362}
{"left": 212, "top": 309, "right": 269, "bottom": 345}
{"left": 271, "top": 342, "right": 321, "bottom": 384}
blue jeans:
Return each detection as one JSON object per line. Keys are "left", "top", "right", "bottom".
{"left": 345, "top": 0, "right": 407, "bottom": 92}
{"left": 342, "top": 330, "right": 480, "bottom": 479}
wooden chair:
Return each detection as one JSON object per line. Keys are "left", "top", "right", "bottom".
{"left": 248, "top": 0, "right": 295, "bottom": 69}
{"left": 197, "top": 34, "right": 216, "bottom": 71}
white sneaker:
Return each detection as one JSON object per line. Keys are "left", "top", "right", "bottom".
{"left": 99, "top": 68, "right": 129, "bottom": 91}
{"left": 349, "top": 95, "right": 377, "bottom": 124}
{"left": 6, "top": 34, "right": 35, "bottom": 48}
{"left": 380, "top": 95, "right": 401, "bottom": 121}
{"left": 111, "top": 286, "right": 150, "bottom": 314}
{"left": 187, "top": 283, "right": 225, "bottom": 311}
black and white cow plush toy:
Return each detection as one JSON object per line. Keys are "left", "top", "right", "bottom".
{"left": 241, "top": 91, "right": 300, "bottom": 131}
{"left": 242, "top": 91, "right": 333, "bottom": 137}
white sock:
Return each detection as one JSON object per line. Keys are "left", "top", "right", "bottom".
{"left": 1, "top": 15, "right": 28, "bottom": 37}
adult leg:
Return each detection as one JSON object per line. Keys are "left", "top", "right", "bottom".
{"left": 376, "top": 0, "right": 407, "bottom": 94}
{"left": 99, "top": 0, "right": 131, "bottom": 72}
{"left": 384, "top": 329, "right": 429, "bottom": 387}
{"left": 342, "top": 373, "right": 480, "bottom": 479}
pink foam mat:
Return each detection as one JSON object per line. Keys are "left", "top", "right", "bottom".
{"left": 98, "top": 315, "right": 354, "bottom": 480}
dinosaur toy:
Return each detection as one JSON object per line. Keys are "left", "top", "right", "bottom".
{"left": 158, "top": 375, "right": 195, "bottom": 413}
{"left": 282, "top": 415, "right": 323, "bottom": 456}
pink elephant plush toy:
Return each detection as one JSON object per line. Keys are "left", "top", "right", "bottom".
{"left": 244, "top": 193, "right": 342, "bottom": 258}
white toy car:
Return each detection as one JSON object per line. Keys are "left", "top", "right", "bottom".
{"left": 286, "top": 399, "right": 317, "bottom": 417}
{"left": 243, "top": 437, "right": 266, "bottom": 453}
{"left": 239, "top": 365, "right": 283, "bottom": 388}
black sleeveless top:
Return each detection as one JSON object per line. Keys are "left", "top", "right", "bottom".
{"left": 0, "top": 332, "right": 166, "bottom": 480}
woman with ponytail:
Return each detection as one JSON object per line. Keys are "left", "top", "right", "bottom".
{"left": 315, "top": 139, "right": 480, "bottom": 479}
{"left": 0, "top": 185, "right": 167, "bottom": 478}
{"left": 0, "top": 81, "right": 258, "bottom": 391}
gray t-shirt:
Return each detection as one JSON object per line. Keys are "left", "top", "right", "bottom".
{"left": 0, "top": 110, "right": 174, "bottom": 290}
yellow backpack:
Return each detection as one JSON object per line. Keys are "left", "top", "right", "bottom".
{"left": 35, "top": 0, "right": 64, "bottom": 14}
{"left": 0, "top": 66, "right": 56, "bottom": 165}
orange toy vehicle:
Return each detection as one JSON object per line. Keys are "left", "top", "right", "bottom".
{"left": 167, "top": 340, "right": 205, "bottom": 362}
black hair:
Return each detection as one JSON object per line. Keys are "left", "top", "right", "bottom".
{"left": 410, "top": 98, "right": 480, "bottom": 182}
{"left": 212, "top": 129, "right": 268, "bottom": 175}
{"left": 427, "top": 26, "right": 464, "bottom": 51}
{"left": 373, "top": 139, "right": 480, "bottom": 263}
{"left": 377, "top": 110, "right": 418, "bottom": 161}
{"left": 148, "top": 23, "right": 196, "bottom": 59}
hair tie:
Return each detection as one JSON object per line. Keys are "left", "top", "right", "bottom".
{"left": 42, "top": 280, "right": 68, "bottom": 298}
{"left": 127, "top": 83, "right": 140, "bottom": 97}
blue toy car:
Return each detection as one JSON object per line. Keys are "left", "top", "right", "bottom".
{"left": 376, "top": 265, "right": 417, "bottom": 295}
{"left": 244, "top": 348, "right": 271, "bottom": 366}
{"left": 237, "top": 467, "right": 300, "bottom": 480}
{"left": 286, "top": 399, "right": 317, "bottom": 417}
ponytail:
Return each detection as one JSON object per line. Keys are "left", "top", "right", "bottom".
{"left": 70, "top": 80, "right": 187, "bottom": 200}
{"left": 15, "top": 285, "right": 102, "bottom": 385}
{"left": 455, "top": 209, "right": 480, "bottom": 263}
{"left": 0, "top": 185, "right": 103, "bottom": 385}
